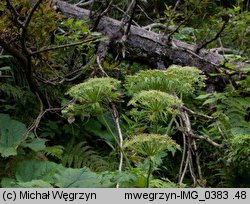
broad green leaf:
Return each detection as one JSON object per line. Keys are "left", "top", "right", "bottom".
{"left": 0, "top": 114, "right": 26, "bottom": 157}
{"left": 22, "top": 138, "right": 47, "bottom": 152}
{"left": 17, "top": 180, "right": 52, "bottom": 188}
{"left": 16, "top": 160, "right": 63, "bottom": 183}
{"left": 55, "top": 167, "right": 108, "bottom": 187}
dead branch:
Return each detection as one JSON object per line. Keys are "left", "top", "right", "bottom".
{"left": 5, "top": 0, "right": 23, "bottom": 27}
{"left": 192, "top": 134, "right": 222, "bottom": 148}
{"left": 193, "top": 140, "right": 205, "bottom": 187}
{"left": 183, "top": 106, "right": 213, "bottom": 120}
{"left": 31, "top": 38, "right": 99, "bottom": 55}
{"left": 21, "top": 0, "right": 43, "bottom": 55}
{"left": 164, "top": 0, "right": 180, "bottom": 35}
{"left": 167, "top": 0, "right": 202, "bottom": 40}
{"left": 112, "top": 5, "right": 140, "bottom": 27}
{"left": 196, "top": 17, "right": 230, "bottom": 53}
{"left": 175, "top": 118, "right": 187, "bottom": 185}
{"left": 137, "top": 4, "right": 154, "bottom": 23}
{"left": 180, "top": 108, "right": 221, "bottom": 148}
{"left": 75, "top": 0, "right": 94, "bottom": 7}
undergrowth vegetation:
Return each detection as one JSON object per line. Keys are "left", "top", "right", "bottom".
{"left": 0, "top": 0, "right": 249, "bottom": 187}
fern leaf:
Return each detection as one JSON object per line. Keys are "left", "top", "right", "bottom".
{"left": 62, "top": 141, "right": 110, "bottom": 172}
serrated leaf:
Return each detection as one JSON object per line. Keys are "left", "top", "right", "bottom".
{"left": 17, "top": 180, "right": 52, "bottom": 188}
{"left": 22, "top": 138, "right": 47, "bottom": 151}
{"left": 0, "top": 114, "right": 27, "bottom": 157}
{"left": 16, "top": 160, "right": 64, "bottom": 183}
{"left": 55, "top": 167, "right": 108, "bottom": 187}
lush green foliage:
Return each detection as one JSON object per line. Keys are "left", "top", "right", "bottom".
{"left": 0, "top": 0, "right": 249, "bottom": 188}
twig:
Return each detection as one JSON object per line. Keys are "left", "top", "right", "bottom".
{"left": 112, "top": 5, "right": 140, "bottom": 27}
{"left": 6, "top": 0, "right": 20, "bottom": 17}
{"left": 5, "top": 0, "right": 23, "bottom": 27}
{"left": 196, "top": 17, "right": 230, "bottom": 53}
{"left": 104, "top": 101, "right": 125, "bottom": 188}
{"left": 167, "top": 0, "right": 202, "bottom": 41}
{"left": 215, "top": 121, "right": 226, "bottom": 139}
{"left": 75, "top": 0, "right": 94, "bottom": 7}
{"left": 192, "top": 134, "right": 222, "bottom": 148}
{"left": 178, "top": 145, "right": 190, "bottom": 185}
{"left": 183, "top": 116, "right": 197, "bottom": 187}
{"left": 21, "top": 0, "right": 43, "bottom": 55}
{"left": 25, "top": 92, "right": 44, "bottom": 138}
{"left": 210, "top": 47, "right": 239, "bottom": 54}
{"left": 31, "top": 38, "right": 99, "bottom": 55}
{"left": 175, "top": 118, "right": 187, "bottom": 185}
{"left": 120, "top": 0, "right": 136, "bottom": 26}
{"left": 193, "top": 140, "right": 205, "bottom": 187}
{"left": 137, "top": 4, "right": 154, "bottom": 23}
{"left": 164, "top": 0, "right": 180, "bottom": 35}
{"left": 143, "top": 23, "right": 165, "bottom": 30}
{"left": 119, "top": 0, "right": 137, "bottom": 58}
{"left": 188, "top": 140, "right": 197, "bottom": 187}
{"left": 100, "top": 0, "right": 115, "bottom": 17}
{"left": 112, "top": 104, "right": 124, "bottom": 188}
{"left": 180, "top": 108, "right": 221, "bottom": 148}
{"left": 183, "top": 106, "right": 213, "bottom": 119}
{"left": 124, "top": 0, "right": 137, "bottom": 37}
{"left": 25, "top": 95, "right": 74, "bottom": 138}
{"left": 91, "top": 0, "right": 115, "bottom": 31}
{"left": 96, "top": 56, "right": 109, "bottom": 77}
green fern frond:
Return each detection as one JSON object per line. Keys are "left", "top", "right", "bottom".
{"left": 211, "top": 96, "right": 250, "bottom": 136}
{"left": 43, "top": 145, "right": 64, "bottom": 160}
{"left": 62, "top": 141, "right": 110, "bottom": 172}
{"left": 128, "top": 90, "right": 182, "bottom": 124}
{"left": 0, "top": 83, "right": 25, "bottom": 101}
{"left": 229, "top": 134, "right": 250, "bottom": 170}
{"left": 125, "top": 65, "right": 205, "bottom": 96}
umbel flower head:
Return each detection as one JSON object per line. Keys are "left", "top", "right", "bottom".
{"left": 128, "top": 90, "right": 182, "bottom": 124}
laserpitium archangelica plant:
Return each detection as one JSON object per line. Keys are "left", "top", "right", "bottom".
{"left": 63, "top": 65, "right": 210, "bottom": 187}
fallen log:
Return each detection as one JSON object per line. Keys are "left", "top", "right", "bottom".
{"left": 53, "top": 0, "right": 249, "bottom": 75}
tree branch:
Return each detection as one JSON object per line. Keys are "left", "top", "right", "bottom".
{"left": 167, "top": 0, "right": 202, "bottom": 41}
{"left": 180, "top": 108, "right": 222, "bottom": 148}
{"left": 196, "top": 18, "right": 229, "bottom": 53}
{"left": 31, "top": 38, "right": 99, "bottom": 55}
{"left": 164, "top": 0, "right": 180, "bottom": 35}
{"left": 0, "top": 37, "right": 27, "bottom": 66}
{"left": 21, "top": 0, "right": 43, "bottom": 55}
{"left": 5, "top": 0, "right": 23, "bottom": 27}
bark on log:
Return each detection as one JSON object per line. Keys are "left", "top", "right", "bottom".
{"left": 52, "top": 0, "right": 248, "bottom": 74}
